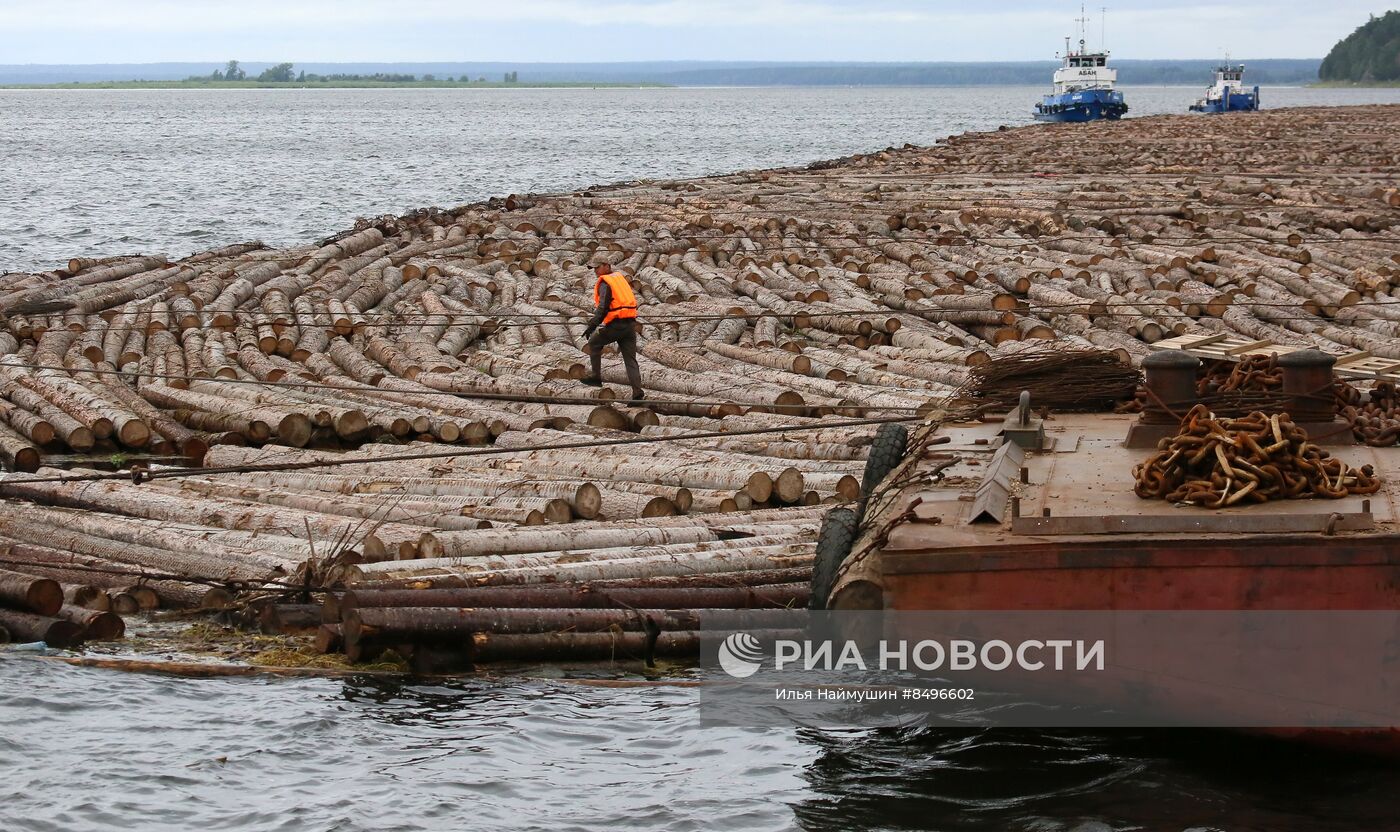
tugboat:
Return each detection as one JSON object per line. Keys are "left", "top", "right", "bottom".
{"left": 1189, "top": 62, "right": 1260, "bottom": 113}
{"left": 1033, "top": 7, "right": 1127, "bottom": 122}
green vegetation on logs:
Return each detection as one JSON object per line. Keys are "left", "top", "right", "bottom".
{"left": 1319, "top": 10, "right": 1400, "bottom": 83}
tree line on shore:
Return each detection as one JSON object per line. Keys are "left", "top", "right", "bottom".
{"left": 187, "top": 60, "right": 515, "bottom": 84}
{"left": 1319, "top": 11, "right": 1400, "bottom": 83}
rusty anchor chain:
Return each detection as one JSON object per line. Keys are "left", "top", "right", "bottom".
{"left": 1133, "top": 404, "right": 1381, "bottom": 508}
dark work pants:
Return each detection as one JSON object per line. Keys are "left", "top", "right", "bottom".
{"left": 588, "top": 319, "right": 643, "bottom": 396}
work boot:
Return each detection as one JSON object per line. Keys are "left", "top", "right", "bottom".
{"left": 580, "top": 376, "right": 603, "bottom": 387}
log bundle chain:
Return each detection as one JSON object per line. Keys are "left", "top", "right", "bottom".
{"left": 0, "top": 106, "right": 1397, "bottom": 659}
{"left": 1191, "top": 352, "right": 1400, "bottom": 444}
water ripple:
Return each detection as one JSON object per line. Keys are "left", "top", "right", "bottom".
{"left": 5, "top": 86, "right": 1400, "bottom": 273}
{"left": 4, "top": 86, "right": 1400, "bottom": 828}
{"left": 3, "top": 654, "right": 1397, "bottom": 830}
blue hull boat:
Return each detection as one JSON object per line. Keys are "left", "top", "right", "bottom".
{"left": 1189, "top": 65, "right": 1260, "bottom": 113}
{"left": 1035, "top": 88, "right": 1128, "bottom": 122}
{"left": 1032, "top": 12, "right": 1127, "bottom": 125}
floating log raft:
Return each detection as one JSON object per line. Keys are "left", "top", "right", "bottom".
{"left": 0, "top": 105, "right": 1398, "bottom": 667}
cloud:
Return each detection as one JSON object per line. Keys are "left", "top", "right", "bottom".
{"left": 0, "top": 0, "right": 1387, "bottom": 62}
{"left": 0, "top": 0, "right": 941, "bottom": 30}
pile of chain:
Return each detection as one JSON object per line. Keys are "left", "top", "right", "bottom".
{"left": 1133, "top": 404, "right": 1381, "bottom": 508}
{"left": 1341, "top": 380, "right": 1400, "bottom": 447}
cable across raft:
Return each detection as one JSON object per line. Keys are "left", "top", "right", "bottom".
{"left": 1, "top": 105, "right": 1399, "bottom": 666}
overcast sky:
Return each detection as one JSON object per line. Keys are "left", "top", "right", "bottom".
{"left": 0, "top": 1, "right": 1389, "bottom": 63}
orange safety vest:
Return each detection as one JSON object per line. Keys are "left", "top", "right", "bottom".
{"left": 594, "top": 272, "right": 639, "bottom": 326}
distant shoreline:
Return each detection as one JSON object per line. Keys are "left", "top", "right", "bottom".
{"left": 0, "top": 80, "right": 670, "bottom": 90}
{"left": 7, "top": 81, "right": 1372, "bottom": 92}
{"left": 1309, "top": 80, "right": 1400, "bottom": 88}
{"left": 0, "top": 59, "right": 1327, "bottom": 88}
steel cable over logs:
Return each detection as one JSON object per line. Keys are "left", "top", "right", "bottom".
{"left": 0, "top": 412, "right": 923, "bottom": 486}
{"left": 0, "top": 362, "right": 932, "bottom": 414}
{"left": 20, "top": 294, "right": 1400, "bottom": 329}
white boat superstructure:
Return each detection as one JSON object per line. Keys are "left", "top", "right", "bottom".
{"left": 1052, "top": 40, "right": 1118, "bottom": 95}
{"left": 1206, "top": 64, "right": 1245, "bottom": 96}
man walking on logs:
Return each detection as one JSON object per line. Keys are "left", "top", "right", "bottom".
{"left": 581, "top": 263, "right": 645, "bottom": 401}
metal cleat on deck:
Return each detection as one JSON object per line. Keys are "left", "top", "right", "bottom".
{"left": 1001, "top": 390, "right": 1047, "bottom": 451}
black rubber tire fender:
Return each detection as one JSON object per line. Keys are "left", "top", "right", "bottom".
{"left": 860, "top": 423, "right": 909, "bottom": 498}
{"left": 809, "top": 507, "right": 860, "bottom": 610}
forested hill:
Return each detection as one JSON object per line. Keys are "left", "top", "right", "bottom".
{"left": 1320, "top": 11, "right": 1400, "bottom": 82}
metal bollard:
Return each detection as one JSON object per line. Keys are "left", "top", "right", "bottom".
{"left": 1278, "top": 349, "right": 1337, "bottom": 424}
{"left": 1140, "top": 350, "right": 1200, "bottom": 424}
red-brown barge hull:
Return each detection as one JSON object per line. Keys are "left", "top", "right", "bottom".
{"left": 878, "top": 534, "right": 1400, "bottom": 756}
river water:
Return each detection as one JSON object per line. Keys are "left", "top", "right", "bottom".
{"left": 4, "top": 85, "right": 1400, "bottom": 274}
{"left": 3, "top": 85, "right": 1400, "bottom": 829}
{"left": 3, "top": 655, "right": 1398, "bottom": 832}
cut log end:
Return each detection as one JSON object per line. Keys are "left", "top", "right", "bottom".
{"left": 200, "top": 587, "right": 236, "bottom": 609}
{"left": 642, "top": 497, "right": 679, "bottom": 518}
{"left": 315, "top": 624, "right": 344, "bottom": 654}
{"left": 334, "top": 410, "right": 370, "bottom": 440}
{"left": 573, "top": 483, "right": 603, "bottom": 520}
{"left": 276, "top": 414, "right": 314, "bottom": 448}
{"left": 109, "top": 592, "right": 140, "bottom": 614}
{"left": 66, "top": 427, "right": 96, "bottom": 453}
{"left": 64, "top": 584, "right": 110, "bottom": 611}
{"left": 745, "top": 471, "right": 774, "bottom": 503}
{"left": 121, "top": 585, "right": 161, "bottom": 610}
{"left": 0, "top": 573, "right": 63, "bottom": 616}
{"left": 543, "top": 498, "right": 575, "bottom": 524}
{"left": 117, "top": 420, "right": 151, "bottom": 449}
{"left": 181, "top": 437, "right": 210, "bottom": 461}
{"left": 8, "top": 447, "right": 41, "bottom": 473}
{"left": 587, "top": 406, "right": 631, "bottom": 431}
{"left": 672, "top": 487, "right": 694, "bottom": 513}
{"left": 59, "top": 606, "right": 125, "bottom": 641}
{"left": 774, "top": 467, "right": 806, "bottom": 504}
{"left": 773, "top": 391, "right": 806, "bottom": 413}
{"left": 90, "top": 417, "right": 115, "bottom": 440}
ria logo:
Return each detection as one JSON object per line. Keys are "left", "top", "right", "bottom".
{"left": 718, "top": 632, "right": 765, "bottom": 678}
